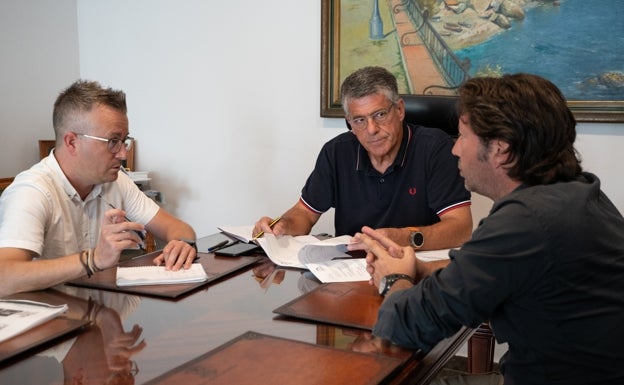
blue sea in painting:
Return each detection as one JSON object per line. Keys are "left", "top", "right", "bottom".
{"left": 454, "top": 0, "right": 624, "bottom": 101}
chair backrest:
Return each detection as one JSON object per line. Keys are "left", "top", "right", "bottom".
{"left": 401, "top": 94, "right": 459, "bottom": 137}
{"left": 39, "top": 140, "right": 55, "bottom": 160}
{"left": 0, "top": 177, "right": 14, "bottom": 196}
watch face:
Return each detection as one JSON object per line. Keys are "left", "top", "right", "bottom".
{"left": 411, "top": 231, "right": 424, "bottom": 248}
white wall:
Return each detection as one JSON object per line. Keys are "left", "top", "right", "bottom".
{"left": 2, "top": 1, "right": 624, "bottom": 238}
{"left": 76, "top": 0, "right": 342, "bottom": 236}
{"left": 0, "top": 0, "right": 80, "bottom": 177}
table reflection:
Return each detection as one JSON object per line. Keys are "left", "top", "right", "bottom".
{"left": 251, "top": 257, "right": 286, "bottom": 289}
{"left": 0, "top": 251, "right": 421, "bottom": 384}
{"left": 250, "top": 256, "right": 323, "bottom": 294}
{"left": 0, "top": 287, "right": 145, "bottom": 385}
{"left": 250, "top": 258, "right": 413, "bottom": 360}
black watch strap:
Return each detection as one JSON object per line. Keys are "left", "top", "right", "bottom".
{"left": 180, "top": 238, "right": 198, "bottom": 252}
{"left": 379, "top": 273, "right": 415, "bottom": 296}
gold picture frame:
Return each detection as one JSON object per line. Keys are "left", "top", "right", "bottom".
{"left": 321, "top": 0, "right": 624, "bottom": 122}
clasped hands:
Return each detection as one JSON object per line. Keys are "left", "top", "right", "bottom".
{"left": 347, "top": 226, "right": 420, "bottom": 288}
{"left": 95, "top": 209, "right": 196, "bottom": 271}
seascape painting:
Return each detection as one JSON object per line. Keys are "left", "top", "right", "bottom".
{"left": 322, "top": 0, "right": 624, "bottom": 120}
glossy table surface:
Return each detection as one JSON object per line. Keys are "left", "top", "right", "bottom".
{"left": 0, "top": 235, "right": 472, "bottom": 384}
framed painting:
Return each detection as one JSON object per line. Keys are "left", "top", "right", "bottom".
{"left": 321, "top": 0, "right": 624, "bottom": 122}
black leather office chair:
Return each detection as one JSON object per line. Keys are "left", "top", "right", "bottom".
{"left": 344, "top": 94, "right": 460, "bottom": 136}
{"left": 401, "top": 94, "right": 459, "bottom": 137}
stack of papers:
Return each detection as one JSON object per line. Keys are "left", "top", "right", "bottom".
{"left": 125, "top": 171, "right": 151, "bottom": 183}
{"left": 256, "top": 234, "right": 368, "bottom": 283}
{"left": 215, "top": 225, "right": 452, "bottom": 283}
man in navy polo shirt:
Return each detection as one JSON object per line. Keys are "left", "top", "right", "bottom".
{"left": 254, "top": 66, "right": 472, "bottom": 252}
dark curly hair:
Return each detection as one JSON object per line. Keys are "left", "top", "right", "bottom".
{"left": 457, "top": 73, "right": 582, "bottom": 186}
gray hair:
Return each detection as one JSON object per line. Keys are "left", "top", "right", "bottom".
{"left": 340, "top": 66, "right": 400, "bottom": 115}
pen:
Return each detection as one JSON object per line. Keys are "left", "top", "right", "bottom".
{"left": 97, "top": 194, "right": 146, "bottom": 248}
{"left": 252, "top": 216, "right": 282, "bottom": 240}
{"left": 207, "top": 240, "right": 229, "bottom": 253}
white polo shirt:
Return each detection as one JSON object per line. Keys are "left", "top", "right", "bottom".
{"left": 0, "top": 152, "right": 159, "bottom": 259}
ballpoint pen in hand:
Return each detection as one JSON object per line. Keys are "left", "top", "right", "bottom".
{"left": 97, "top": 194, "right": 145, "bottom": 249}
{"left": 252, "top": 216, "right": 282, "bottom": 240}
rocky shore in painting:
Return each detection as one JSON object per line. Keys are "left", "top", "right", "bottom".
{"left": 427, "top": 0, "right": 541, "bottom": 50}
{"left": 427, "top": 0, "right": 624, "bottom": 89}
{"left": 579, "top": 71, "right": 624, "bottom": 92}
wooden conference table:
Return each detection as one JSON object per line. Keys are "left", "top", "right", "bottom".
{"left": 0, "top": 235, "right": 475, "bottom": 385}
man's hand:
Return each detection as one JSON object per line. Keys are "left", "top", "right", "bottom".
{"left": 95, "top": 209, "right": 145, "bottom": 270}
{"left": 253, "top": 216, "right": 287, "bottom": 237}
{"left": 348, "top": 226, "right": 419, "bottom": 287}
{"left": 153, "top": 240, "right": 197, "bottom": 271}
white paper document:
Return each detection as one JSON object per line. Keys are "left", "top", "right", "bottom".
{"left": 0, "top": 300, "right": 68, "bottom": 344}
{"left": 304, "top": 258, "right": 369, "bottom": 283}
{"left": 256, "top": 234, "right": 369, "bottom": 282}
{"left": 415, "top": 249, "right": 453, "bottom": 262}
{"left": 116, "top": 263, "right": 209, "bottom": 286}
{"left": 217, "top": 225, "right": 255, "bottom": 243}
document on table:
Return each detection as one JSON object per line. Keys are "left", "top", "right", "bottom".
{"left": 256, "top": 234, "right": 369, "bottom": 282}
{"left": 0, "top": 300, "right": 68, "bottom": 344}
{"left": 415, "top": 249, "right": 452, "bottom": 262}
{"left": 116, "top": 263, "right": 209, "bottom": 286}
{"left": 217, "top": 225, "right": 255, "bottom": 243}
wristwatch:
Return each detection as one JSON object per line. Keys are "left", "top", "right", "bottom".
{"left": 180, "top": 238, "right": 198, "bottom": 252}
{"left": 409, "top": 231, "right": 424, "bottom": 249}
{"left": 379, "top": 273, "right": 415, "bottom": 296}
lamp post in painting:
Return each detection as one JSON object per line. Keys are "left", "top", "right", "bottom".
{"left": 370, "top": 0, "right": 384, "bottom": 40}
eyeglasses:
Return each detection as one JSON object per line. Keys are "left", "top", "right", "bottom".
{"left": 347, "top": 103, "right": 395, "bottom": 131}
{"left": 76, "top": 133, "right": 134, "bottom": 153}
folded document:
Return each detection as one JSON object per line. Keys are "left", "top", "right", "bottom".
{"left": 256, "top": 234, "right": 369, "bottom": 283}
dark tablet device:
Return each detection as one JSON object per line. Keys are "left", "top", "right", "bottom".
{"left": 214, "top": 242, "right": 260, "bottom": 257}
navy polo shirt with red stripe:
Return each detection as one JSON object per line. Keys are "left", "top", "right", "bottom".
{"left": 300, "top": 123, "right": 471, "bottom": 236}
